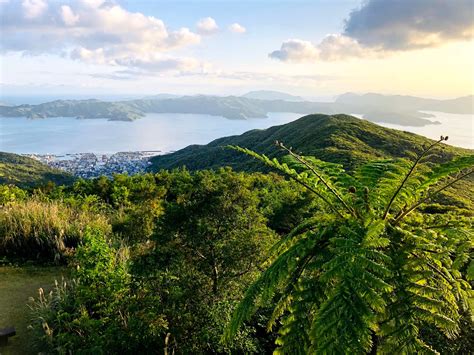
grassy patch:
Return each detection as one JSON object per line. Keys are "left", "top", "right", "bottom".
{"left": 0, "top": 265, "right": 68, "bottom": 355}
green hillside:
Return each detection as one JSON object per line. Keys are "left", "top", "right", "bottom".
{"left": 150, "top": 114, "right": 471, "bottom": 170}
{"left": 150, "top": 114, "right": 474, "bottom": 208}
{"left": 0, "top": 152, "right": 74, "bottom": 187}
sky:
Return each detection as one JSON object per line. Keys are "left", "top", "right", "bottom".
{"left": 0, "top": 0, "right": 473, "bottom": 99}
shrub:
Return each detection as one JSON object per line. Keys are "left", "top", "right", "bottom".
{"left": 0, "top": 184, "right": 27, "bottom": 205}
{"left": 29, "top": 228, "right": 167, "bottom": 354}
{"left": 0, "top": 199, "right": 111, "bottom": 261}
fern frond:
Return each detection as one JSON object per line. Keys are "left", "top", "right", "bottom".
{"left": 418, "top": 155, "right": 474, "bottom": 191}
{"left": 282, "top": 155, "right": 358, "bottom": 194}
{"left": 266, "top": 215, "right": 329, "bottom": 258}
{"left": 356, "top": 159, "right": 413, "bottom": 213}
{"left": 382, "top": 137, "right": 447, "bottom": 220}
{"left": 228, "top": 145, "right": 349, "bottom": 218}
{"left": 224, "top": 227, "right": 328, "bottom": 341}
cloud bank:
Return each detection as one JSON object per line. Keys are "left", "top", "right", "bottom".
{"left": 269, "top": 35, "right": 365, "bottom": 62}
{"left": 1, "top": 0, "right": 202, "bottom": 72}
{"left": 344, "top": 0, "right": 473, "bottom": 50}
{"left": 270, "top": 0, "right": 474, "bottom": 62}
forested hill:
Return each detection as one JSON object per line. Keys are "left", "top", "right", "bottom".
{"left": 2, "top": 93, "right": 472, "bottom": 125}
{"left": 150, "top": 114, "right": 472, "bottom": 172}
{"left": 150, "top": 114, "right": 474, "bottom": 209}
{"left": 0, "top": 152, "right": 73, "bottom": 187}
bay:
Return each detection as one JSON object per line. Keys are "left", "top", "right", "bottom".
{"left": 353, "top": 111, "right": 473, "bottom": 150}
{"left": 0, "top": 113, "right": 303, "bottom": 155}
{"left": 1, "top": 111, "right": 472, "bottom": 155}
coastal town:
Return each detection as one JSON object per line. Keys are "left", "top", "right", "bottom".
{"left": 24, "top": 151, "right": 161, "bottom": 178}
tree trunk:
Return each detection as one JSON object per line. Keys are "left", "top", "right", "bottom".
{"left": 370, "top": 332, "right": 378, "bottom": 355}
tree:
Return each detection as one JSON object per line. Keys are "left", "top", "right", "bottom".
{"left": 134, "top": 168, "right": 277, "bottom": 353}
{"left": 226, "top": 139, "right": 474, "bottom": 354}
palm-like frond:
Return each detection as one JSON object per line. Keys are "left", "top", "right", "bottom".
{"left": 224, "top": 227, "right": 329, "bottom": 341}
{"left": 226, "top": 143, "right": 473, "bottom": 354}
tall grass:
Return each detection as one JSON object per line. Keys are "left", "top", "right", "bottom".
{"left": 0, "top": 199, "right": 111, "bottom": 261}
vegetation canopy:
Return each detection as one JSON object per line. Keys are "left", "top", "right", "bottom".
{"left": 226, "top": 139, "right": 474, "bottom": 354}
{"left": 3, "top": 137, "right": 472, "bottom": 354}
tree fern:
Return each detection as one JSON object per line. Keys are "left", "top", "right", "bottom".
{"left": 225, "top": 140, "right": 474, "bottom": 354}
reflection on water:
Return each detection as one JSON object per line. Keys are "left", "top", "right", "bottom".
{"left": 355, "top": 111, "right": 473, "bottom": 149}
{"left": 1, "top": 111, "right": 472, "bottom": 155}
{"left": 0, "top": 112, "right": 303, "bottom": 155}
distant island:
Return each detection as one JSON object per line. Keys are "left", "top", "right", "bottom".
{"left": 0, "top": 91, "right": 472, "bottom": 127}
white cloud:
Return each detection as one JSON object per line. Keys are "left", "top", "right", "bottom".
{"left": 196, "top": 17, "right": 219, "bottom": 35}
{"left": 269, "top": 39, "right": 320, "bottom": 62}
{"left": 1, "top": 0, "right": 202, "bottom": 73}
{"left": 92, "top": 56, "right": 210, "bottom": 80}
{"left": 317, "top": 34, "right": 365, "bottom": 60}
{"left": 22, "top": 0, "right": 47, "bottom": 18}
{"left": 229, "top": 23, "right": 246, "bottom": 34}
{"left": 71, "top": 47, "right": 107, "bottom": 64}
{"left": 60, "top": 5, "right": 79, "bottom": 26}
{"left": 269, "top": 35, "right": 368, "bottom": 62}
{"left": 80, "top": 0, "right": 105, "bottom": 8}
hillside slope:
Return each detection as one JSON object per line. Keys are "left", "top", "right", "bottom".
{"left": 0, "top": 152, "right": 73, "bottom": 187}
{"left": 150, "top": 114, "right": 474, "bottom": 207}
{"left": 150, "top": 114, "right": 471, "bottom": 170}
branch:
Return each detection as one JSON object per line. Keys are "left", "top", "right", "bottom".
{"left": 393, "top": 169, "right": 473, "bottom": 225}
{"left": 277, "top": 142, "right": 357, "bottom": 218}
{"left": 382, "top": 137, "right": 446, "bottom": 220}
{"left": 284, "top": 170, "right": 345, "bottom": 219}
{"left": 228, "top": 145, "right": 345, "bottom": 218}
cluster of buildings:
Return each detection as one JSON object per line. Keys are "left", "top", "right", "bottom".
{"left": 25, "top": 151, "right": 161, "bottom": 178}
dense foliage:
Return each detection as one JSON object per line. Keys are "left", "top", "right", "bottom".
{"left": 226, "top": 141, "right": 474, "bottom": 353}
{"left": 28, "top": 228, "right": 139, "bottom": 353}
{"left": 2, "top": 136, "right": 473, "bottom": 353}
{"left": 16, "top": 168, "right": 314, "bottom": 353}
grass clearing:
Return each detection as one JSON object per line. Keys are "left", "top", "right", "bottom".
{"left": 0, "top": 265, "right": 68, "bottom": 355}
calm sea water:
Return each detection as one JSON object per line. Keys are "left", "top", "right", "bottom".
{"left": 352, "top": 111, "right": 473, "bottom": 150}
{"left": 0, "top": 113, "right": 303, "bottom": 155}
{"left": 374, "top": 111, "right": 473, "bottom": 150}
{"left": 1, "top": 111, "right": 472, "bottom": 155}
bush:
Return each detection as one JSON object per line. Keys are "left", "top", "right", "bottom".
{"left": 29, "top": 228, "right": 167, "bottom": 354}
{"left": 0, "top": 199, "right": 111, "bottom": 261}
{"left": 0, "top": 184, "right": 27, "bottom": 205}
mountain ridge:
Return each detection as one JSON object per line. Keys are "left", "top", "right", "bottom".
{"left": 1, "top": 93, "right": 472, "bottom": 126}
{"left": 149, "top": 114, "right": 474, "bottom": 208}
{"left": 149, "top": 113, "right": 472, "bottom": 171}
{"left": 336, "top": 93, "right": 474, "bottom": 114}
